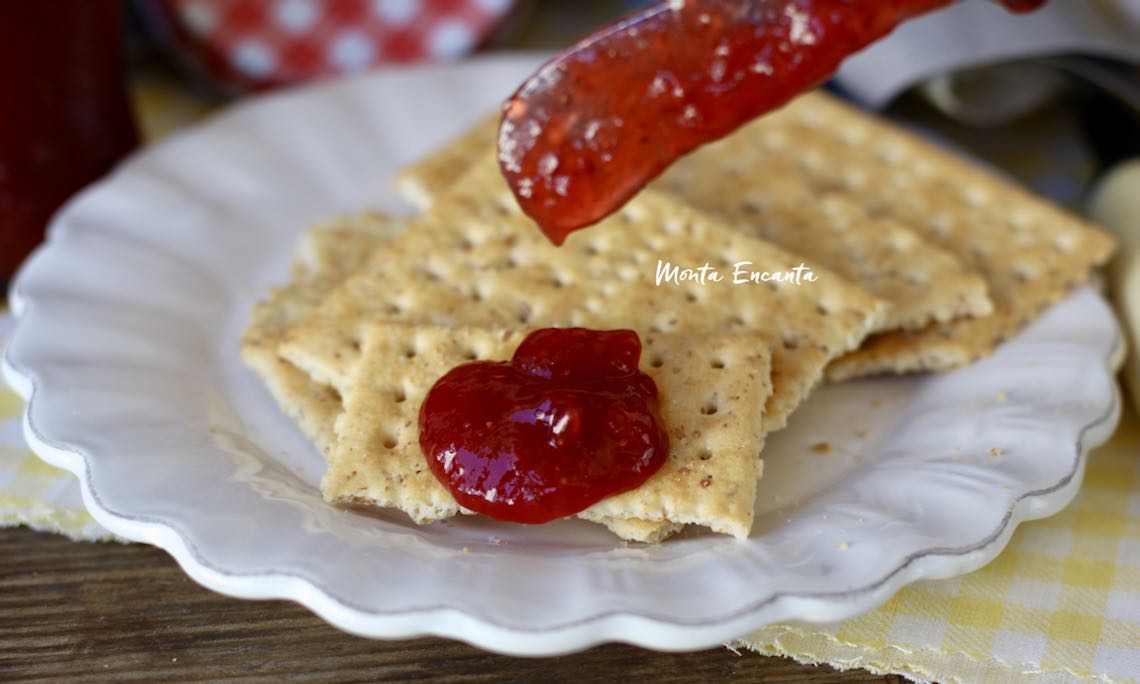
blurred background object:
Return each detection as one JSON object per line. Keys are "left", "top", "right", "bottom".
{"left": 136, "top": 0, "right": 526, "bottom": 92}
{"left": 0, "top": 1, "right": 138, "bottom": 284}
{"left": 127, "top": 0, "right": 665, "bottom": 94}
{"left": 837, "top": 0, "right": 1140, "bottom": 111}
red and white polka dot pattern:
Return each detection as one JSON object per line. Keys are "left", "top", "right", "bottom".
{"left": 162, "top": 0, "right": 519, "bottom": 90}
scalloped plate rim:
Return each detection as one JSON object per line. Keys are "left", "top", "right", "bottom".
{"left": 2, "top": 343, "right": 1121, "bottom": 654}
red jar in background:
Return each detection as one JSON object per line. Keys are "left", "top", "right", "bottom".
{"left": 0, "top": 0, "right": 139, "bottom": 284}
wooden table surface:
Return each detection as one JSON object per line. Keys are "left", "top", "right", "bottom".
{"left": 0, "top": 526, "right": 905, "bottom": 682}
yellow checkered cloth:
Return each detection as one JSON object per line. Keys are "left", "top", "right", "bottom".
{"left": 739, "top": 415, "right": 1140, "bottom": 683}
{"left": 0, "top": 314, "right": 115, "bottom": 541}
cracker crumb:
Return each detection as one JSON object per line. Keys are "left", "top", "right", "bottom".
{"left": 988, "top": 447, "right": 1004, "bottom": 458}
{"left": 995, "top": 391, "right": 1008, "bottom": 402}
{"left": 810, "top": 441, "right": 831, "bottom": 454}
{"left": 836, "top": 541, "right": 849, "bottom": 550}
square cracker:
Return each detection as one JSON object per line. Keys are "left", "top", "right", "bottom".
{"left": 247, "top": 216, "right": 693, "bottom": 542}
{"left": 394, "top": 112, "right": 991, "bottom": 333}
{"left": 281, "top": 154, "right": 889, "bottom": 433}
{"left": 240, "top": 213, "right": 404, "bottom": 452}
{"left": 324, "top": 323, "right": 772, "bottom": 538}
{"left": 243, "top": 217, "right": 685, "bottom": 542}
{"left": 707, "top": 92, "right": 1114, "bottom": 379}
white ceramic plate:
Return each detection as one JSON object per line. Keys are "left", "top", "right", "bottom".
{"left": 1, "top": 56, "right": 1122, "bottom": 656}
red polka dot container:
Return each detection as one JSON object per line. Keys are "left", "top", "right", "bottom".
{"left": 157, "top": 0, "right": 522, "bottom": 91}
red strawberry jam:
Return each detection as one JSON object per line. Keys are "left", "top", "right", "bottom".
{"left": 498, "top": 0, "right": 1046, "bottom": 244}
{"left": 419, "top": 328, "right": 668, "bottom": 524}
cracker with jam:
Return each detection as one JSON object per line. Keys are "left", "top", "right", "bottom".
{"left": 243, "top": 89, "right": 1111, "bottom": 543}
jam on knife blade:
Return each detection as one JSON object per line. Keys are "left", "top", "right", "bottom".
{"left": 498, "top": 0, "right": 1047, "bottom": 244}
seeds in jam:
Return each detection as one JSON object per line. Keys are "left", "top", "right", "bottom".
{"left": 418, "top": 328, "right": 668, "bottom": 524}
{"left": 498, "top": 0, "right": 1046, "bottom": 244}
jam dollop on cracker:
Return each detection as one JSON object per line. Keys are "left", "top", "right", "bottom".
{"left": 498, "top": 0, "right": 1045, "bottom": 243}
{"left": 419, "top": 328, "right": 668, "bottom": 524}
